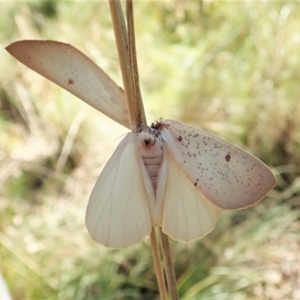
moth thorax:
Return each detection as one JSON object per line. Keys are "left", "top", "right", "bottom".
{"left": 137, "top": 131, "right": 164, "bottom": 193}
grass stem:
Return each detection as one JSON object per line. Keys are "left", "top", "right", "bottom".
{"left": 109, "top": 1, "right": 172, "bottom": 298}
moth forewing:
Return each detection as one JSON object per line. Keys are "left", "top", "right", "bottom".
{"left": 160, "top": 119, "right": 276, "bottom": 210}
{"left": 85, "top": 134, "right": 152, "bottom": 248}
{"left": 6, "top": 40, "right": 129, "bottom": 128}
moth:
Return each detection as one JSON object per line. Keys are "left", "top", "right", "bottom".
{"left": 6, "top": 41, "right": 277, "bottom": 248}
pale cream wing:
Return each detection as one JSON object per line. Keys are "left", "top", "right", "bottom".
{"left": 6, "top": 40, "right": 129, "bottom": 128}
{"left": 161, "top": 119, "right": 276, "bottom": 210}
{"left": 86, "top": 134, "right": 152, "bottom": 248}
{"left": 161, "top": 152, "right": 220, "bottom": 243}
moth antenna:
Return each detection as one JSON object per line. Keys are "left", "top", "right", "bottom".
{"left": 112, "top": 133, "right": 128, "bottom": 143}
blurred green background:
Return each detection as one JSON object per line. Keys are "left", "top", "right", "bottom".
{"left": 1, "top": 1, "right": 299, "bottom": 299}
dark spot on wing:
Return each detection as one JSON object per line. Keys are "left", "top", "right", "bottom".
{"left": 68, "top": 79, "right": 74, "bottom": 85}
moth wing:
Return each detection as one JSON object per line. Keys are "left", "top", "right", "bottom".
{"left": 160, "top": 152, "right": 219, "bottom": 242}
{"left": 6, "top": 40, "right": 129, "bottom": 128}
{"left": 161, "top": 119, "right": 276, "bottom": 210}
{"left": 86, "top": 134, "right": 152, "bottom": 248}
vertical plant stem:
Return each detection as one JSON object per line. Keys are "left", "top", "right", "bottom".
{"left": 126, "top": 0, "right": 146, "bottom": 126}
{"left": 160, "top": 229, "right": 179, "bottom": 300}
{"left": 128, "top": 0, "right": 179, "bottom": 296}
{"left": 109, "top": 0, "right": 137, "bottom": 131}
{"left": 150, "top": 229, "right": 167, "bottom": 300}
{"left": 109, "top": 1, "right": 168, "bottom": 299}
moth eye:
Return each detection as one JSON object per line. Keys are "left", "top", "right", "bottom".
{"left": 144, "top": 139, "right": 151, "bottom": 146}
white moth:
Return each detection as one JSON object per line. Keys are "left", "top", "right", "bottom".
{"left": 6, "top": 41, "right": 277, "bottom": 248}
{"left": 86, "top": 119, "right": 276, "bottom": 248}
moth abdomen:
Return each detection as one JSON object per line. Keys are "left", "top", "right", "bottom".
{"left": 143, "top": 158, "right": 162, "bottom": 191}
{"left": 137, "top": 129, "right": 164, "bottom": 192}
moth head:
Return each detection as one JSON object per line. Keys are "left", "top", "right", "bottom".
{"left": 139, "top": 131, "right": 157, "bottom": 148}
{"left": 137, "top": 127, "right": 164, "bottom": 157}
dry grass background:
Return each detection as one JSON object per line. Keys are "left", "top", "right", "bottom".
{"left": 1, "top": 1, "right": 300, "bottom": 299}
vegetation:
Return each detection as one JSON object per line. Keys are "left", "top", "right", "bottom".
{"left": 1, "top": 1, "right": 299, "bottom": 299}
